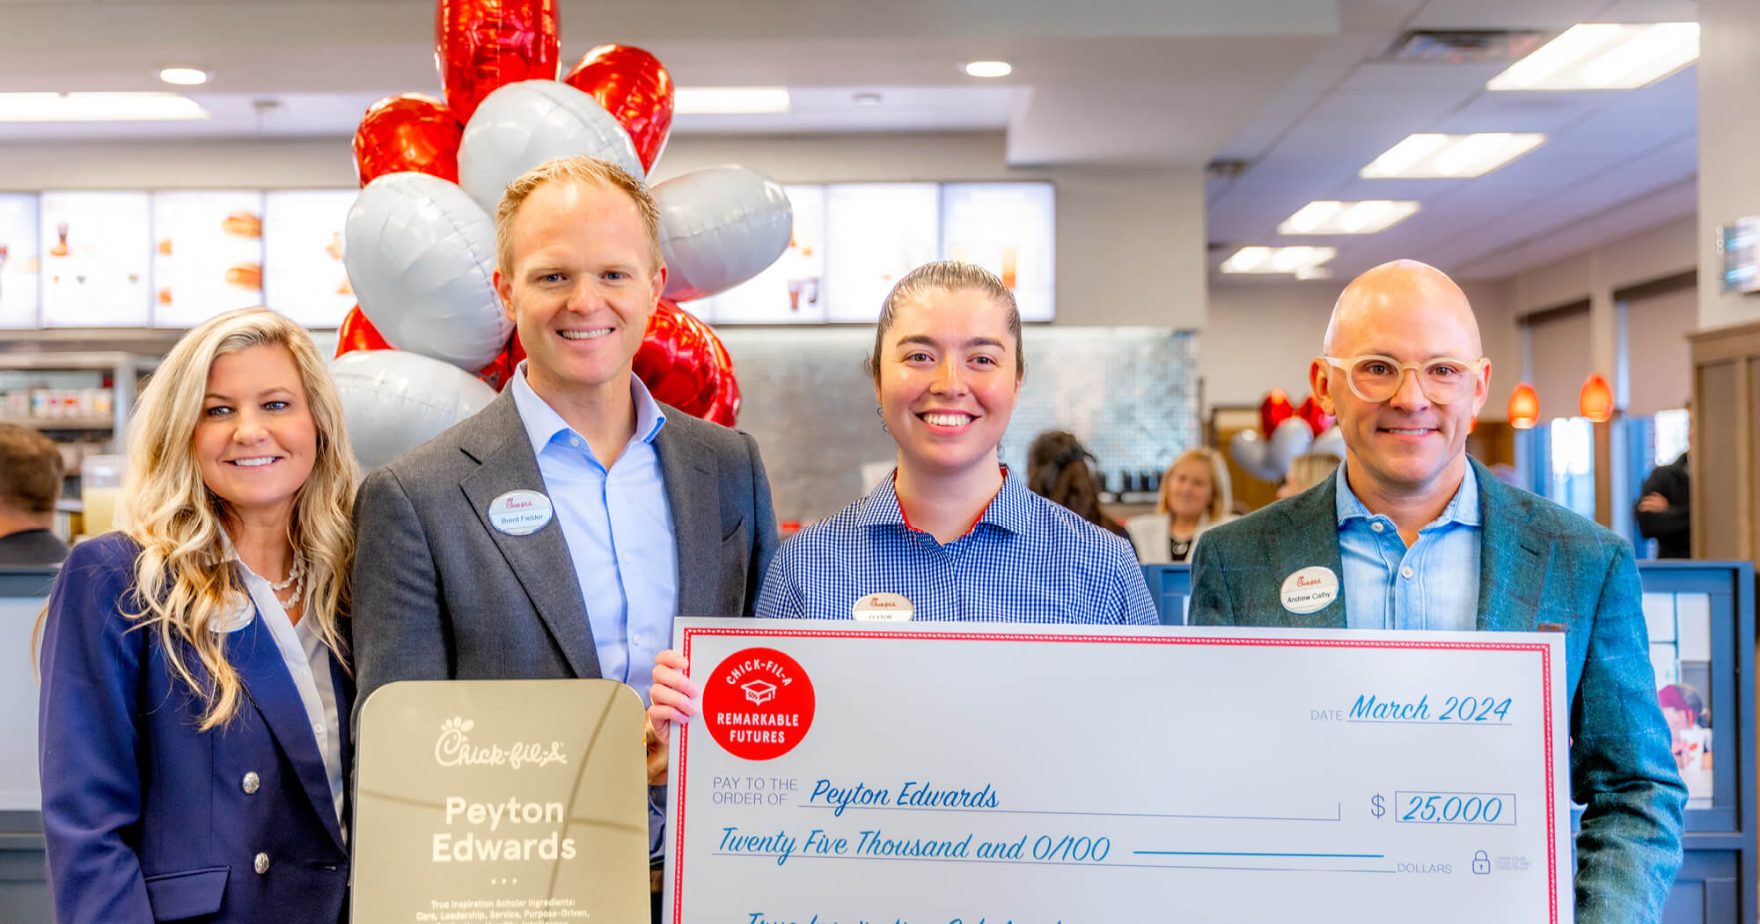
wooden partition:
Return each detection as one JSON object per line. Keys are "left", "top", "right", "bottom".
{"left": 1689, "top": 320, "right": 1760, "bottom": 563}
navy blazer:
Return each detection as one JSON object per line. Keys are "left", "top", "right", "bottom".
{"left": 1190, "top": 458, "right": 1686, "bottom": 922}
{"left": 38, "top": 533, "right": 353, "bottom": 923}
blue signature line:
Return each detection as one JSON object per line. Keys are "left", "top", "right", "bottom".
{"left": 712, "top": 852, "right": 1396, "bottom": 874}
{"left": 1345, "top": 720, "right": 1511, "bottom": 726}
{"left": 1134, "top": 850, "right": 1385, "bottom": 859}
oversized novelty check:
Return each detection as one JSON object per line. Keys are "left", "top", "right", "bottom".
{"left": 663, "top": 619, "right": 1570, "bottom": 924}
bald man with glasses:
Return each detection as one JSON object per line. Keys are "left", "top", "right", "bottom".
{"left": 1190, "top": 260, "right": 1685, "bottom": 921}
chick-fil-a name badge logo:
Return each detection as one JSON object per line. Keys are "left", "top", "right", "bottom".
{"left": 701, "top": 647, "right": 816, "bottom": 760}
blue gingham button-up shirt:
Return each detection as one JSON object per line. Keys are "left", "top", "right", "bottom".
{"left": 1335, "top": 462, "right": 1482, "bottom": 631}
{"left": 756, "top": 468, "right": 1158, "bottom": 624}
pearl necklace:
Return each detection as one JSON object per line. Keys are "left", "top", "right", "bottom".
{"left": 270, "top": 556, "right": 305, "bottom": 608}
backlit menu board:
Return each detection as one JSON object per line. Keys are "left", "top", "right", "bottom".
{"left": 0, "top": 195, "right": 40, "bottom": 329}
{"left": 942, "top": 182, "right": 1055, "bottom": 322}
{"left": 692, "top": 186, "right": 826, "bottom": 324}
{"left": 264, "top": 190, "right": 356, "bottom": 329}
{"left": 40, "top": 191, "right": 152, "bottom": 327}
{"left": 823, "top": 183, "right": 941, "bottom": 323}
{"left": 152, "top": 190, "right": 266, "bottom": 328}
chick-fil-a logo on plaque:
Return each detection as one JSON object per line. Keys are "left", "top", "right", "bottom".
{"left": 702, "top": 647, "right": 816, "bottom": 760}
{"left": 433, "top": 716, "right": 568, "bottom": 770}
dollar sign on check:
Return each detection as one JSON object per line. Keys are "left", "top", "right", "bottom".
{"left": 1370, "top": 794, "right": 1386, "bottom": 818}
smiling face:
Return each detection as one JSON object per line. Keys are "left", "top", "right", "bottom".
{"left": 193, "top": 343, "right": 318, "bottom": 527}
{"left": 494, "top": 178, "right": 666, "bottom": 402}
{"left": 1163, "top": 456, "right": 1216, "bottom": 520}
{"left": 1309, "top": 261, "right": 1490, "bottom": 504}
{"left": 875, "top": 286, "right": 1022, "bottom": 480}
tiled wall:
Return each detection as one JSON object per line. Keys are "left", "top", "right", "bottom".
{"left": 718, "top": 327, "right": 1200, "bottom": 523}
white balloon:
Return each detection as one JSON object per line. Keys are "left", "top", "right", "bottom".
{"left": 655, "top": 166, "right": 793, "bottom": 301}
{"left": 1268, "top": 418, "right": 1316, "bottom": 476}
{"left": 458, "top": 79, "right": 644, "bottom": 215}
{"left": 330, "top": 350, "right": 497, "bottom": 470}
{"left": 1230, "top": 429, "right": 1269, "bottom": 481}
{"left": 344, "top": 172, "right": 510, "bottom": 371}
{"left": 1312, "top": 425, "right": 1347, "bottom": 460}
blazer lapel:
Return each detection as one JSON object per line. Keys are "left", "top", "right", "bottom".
{"left": 654, "top": 417, "right": 721, "bottom": 618}
{"left": 1473, "top": 459, "right": 1550, "bottom": 633}
{"left": 458, "top": 393, "right": 603, "bottom": 679}
{"left": 228, "top": 616, "right": 346, "bottom": 851}
{"left": 1266, "top": 480, "right": 1349, "bottom": 629}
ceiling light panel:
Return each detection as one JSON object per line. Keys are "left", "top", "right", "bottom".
{"left": 158, "top": 67, "right": 210, "bottom": 87}
{"left": 1279, "top": 200, "right": 1420, "bottom": 235}
{"left": 674, "top": 87, "right": 790, "bottom": 115}
{"left": 963, "top": 61, "right": 1012, "bottom": 78}
{"left": 1360, "top": 133, "right": 1545, "bottom": 179}
{"left": 1220, "top": 245, "right": 1336, "bottom": 276}
{"left": 1488, "top": 23, "right": 1699, "bottom": 91}
{"left": 0, "top": 93, "right": 208, "bottom": 122}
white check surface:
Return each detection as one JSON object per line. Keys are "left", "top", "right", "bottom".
{"left": 664, "top": 620, "right": 1570, "bottom": 924}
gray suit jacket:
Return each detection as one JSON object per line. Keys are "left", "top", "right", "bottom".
{"left": 1190, "top": 457, "right": 1686, "bottom": 922}
{"left": 350, "top": 389, "right": 779, "bottom": 711}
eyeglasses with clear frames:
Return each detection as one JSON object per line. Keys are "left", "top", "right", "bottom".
{"left": 1321, "top": 354, "right": 1487, "bottom": 405}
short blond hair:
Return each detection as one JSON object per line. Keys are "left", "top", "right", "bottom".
{"left": 494, "top": 156, "right": 662, "bottom": 276}
{"left": 1157, "top": 447, "right": 1233, "bottom": 523}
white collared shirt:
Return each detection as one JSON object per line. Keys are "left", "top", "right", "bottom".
{"left": 222, "top": 543, "right": 345, "bottom": 826}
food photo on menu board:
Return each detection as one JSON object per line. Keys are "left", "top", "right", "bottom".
{"left": 942, "top": 182, "right": 1055, "bottom": 322}
{"left": 823, "top": 183, "right": 940, "bottom": 323}
{"left": 0, "top": 194, "right": 41, "bottom": 329}
{"left": 39, "top": 191, "right": 152, "bottom": 327}
{"left": 692, "top": 185, "right": 827, "bottom": 324}
{"left": 263, "top": 190, "right": 356, "bottom": 329}
{"left": 151, "top": 191, "right": 266, "bottom": 328}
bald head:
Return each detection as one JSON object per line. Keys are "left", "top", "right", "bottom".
{"left": 1322, "top": 260, "right": 1481, "bottom": 358}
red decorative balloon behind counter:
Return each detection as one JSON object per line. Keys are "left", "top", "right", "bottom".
{"left": 352, "top": 93, "right": 462, "bottom": 185}
{"left": 563, "top": 44, "right": 675, "bottom": 174}
{"left": 435, "top": 0, "right": 561, "bottom": 123}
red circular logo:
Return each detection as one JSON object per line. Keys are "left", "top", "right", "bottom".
{"left": 701, "top": 647, "right": 816, "bottom": 760}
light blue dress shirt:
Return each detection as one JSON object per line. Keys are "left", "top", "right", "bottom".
{"left": 1335, "top": 462, "right": 1481, "bottom": 631}
{"left": 509, "top": 364, "right": 678, "bottom": 699}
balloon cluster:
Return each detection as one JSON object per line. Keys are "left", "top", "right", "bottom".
{"left": 332, "top": 0, "right": 792, "bottom": 468}
{"left": 1229, "top": 389, "right": 1345, "bottom": 483}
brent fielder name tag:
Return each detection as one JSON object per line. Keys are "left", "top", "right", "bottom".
{"left": 664, "top": 620, "right": 1570, "bottom": 924}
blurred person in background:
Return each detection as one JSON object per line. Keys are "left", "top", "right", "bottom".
{"left": 1276, "top": 451, "right": 1342, "bottom": 501}
{"left": 0, "top": 422, "right": 68, "bottom": 565}
{"left": 1026, "top": 430, "right": 1126, "bottom": 536}
{"left": 1126, "top": 447, "right": 1233, "bottom": 563}
{"left": 37, "top": 309, "right": 358, "bottom": 923}
{"left": 1636, "top": 421, "right": 1690, "bottom": 558}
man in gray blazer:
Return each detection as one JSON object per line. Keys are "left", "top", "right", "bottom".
{"left": 350, "top": 156, "right": 778, "bottom": 911}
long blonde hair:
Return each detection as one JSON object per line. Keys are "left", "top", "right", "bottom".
{"left": 1157, "top": 447, "right": 1233, "bottom": 524}
{"left": 121, "top": 308, "right": 359, "bottom": 730}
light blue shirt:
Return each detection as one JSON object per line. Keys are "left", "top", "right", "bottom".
{"left": 1335, "top": 462, "right": 1481, "bottom": 631}
{"left": 509, "top": 363, "right": 678, "bottom": 699}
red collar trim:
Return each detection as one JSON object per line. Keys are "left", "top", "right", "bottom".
{"left": 895, "top": 466, "right": 1007, "bottom": 540}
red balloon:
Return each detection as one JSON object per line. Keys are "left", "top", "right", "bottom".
{"left": 563, "top": 44, "right": 674, "bottom": 174}
{"left": 634, "top": 299, "right": 741, "bottom": 424}
{"left": 1294, "top": 396, "right": 1335, "bottom": 437}
{"left": 1258, "top": 389, "right": 1294, "bottom": 437}
{"left": 353, "top": 93, "right": 462, "bottom": 186}
{"left": 435, "top": 0, "right": 561, "bottom": 124}
{"left": 335, "top": 305, "right": 391, "bottom": 357}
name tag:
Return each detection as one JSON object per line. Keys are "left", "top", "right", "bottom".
{"left": 852, "top": 592, "right": 914, "bottom": 622}
{"left": 1281, "top": 566, "right": 1339, "bottom": 615}
{"left": 487, "top": 490, "right": 554, "bottom": 536}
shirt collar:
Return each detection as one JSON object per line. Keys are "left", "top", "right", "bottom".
{"left": 1334, "top": 460, "right": 1481, "bottom": 530}
{"left": 509, "top": 360, "right": 668, "bottom": 458}
{"left": 852, "top": 466, "right": 1036, "bottom": 537}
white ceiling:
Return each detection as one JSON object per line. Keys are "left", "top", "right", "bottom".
{"left": 0, "top": 0, "right": 1703, "bottom": 282}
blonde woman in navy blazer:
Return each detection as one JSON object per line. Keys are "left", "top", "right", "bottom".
{"left": 38, "top": 309, "right": 359, "bottom": 922}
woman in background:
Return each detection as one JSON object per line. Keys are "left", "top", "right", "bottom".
{"left": 1277, "top": 451, "right": 1342, "bottom": 500}
{"left": 38, "top": 308, "right": 358, "bottom": 923}
{"left": 1026, "top": 430, "right": 1126, "bottom": 536}
{"left": 1126, "top": 447, "right": 1233, "bottom": 563}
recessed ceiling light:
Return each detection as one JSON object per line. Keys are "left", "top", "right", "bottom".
{"left": 1220, "top": 245, "right": 1337, "bottom": 276}
{"left": 1279, "top": 200, "right": 1421, "bottom": 235}
{"left": 963, "top": 60, "right": 1013, "bottom": 78}
{"left": 1359, "top": 133, "right": 1545, "bottom": 179}
{"left": 1488, "top": 23, "right": 1699, "bottom": 91}
{"left": 158, "top": 67, "right": 210, "bottom": 87}
{"left": 852, "top": 92, "right": 883, "bottom": 107}
{"left": 0, "top": 92, "right": 209, "bottom": 123}
{"left": 674, "top": 87, "right": 790, "bottom": 115}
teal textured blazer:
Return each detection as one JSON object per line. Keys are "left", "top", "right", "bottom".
{"left": 1190, "top": 457, "right": 1686, "bottom": 922}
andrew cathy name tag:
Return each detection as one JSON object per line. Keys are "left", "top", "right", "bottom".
{"left": 852, "top": 592, "right": 914, "bottom": 622}
{"left": 1280, "top": 566, "right": 1338, "bottom": 615}
{"left": 487, "top": 490, "right": 554, "bottom": 536}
